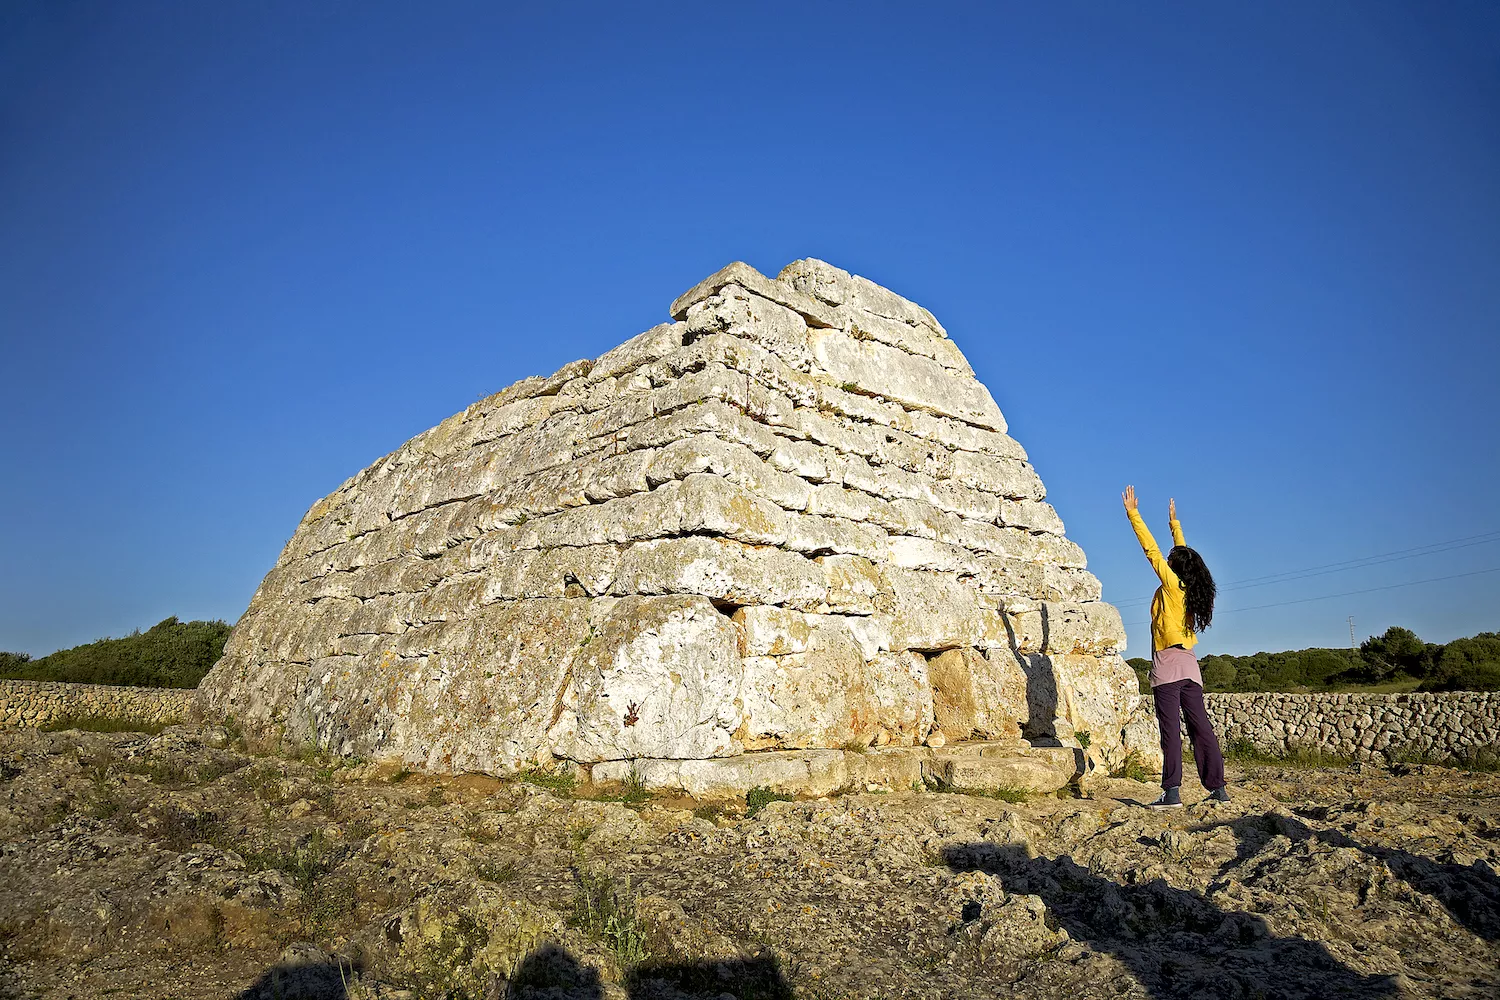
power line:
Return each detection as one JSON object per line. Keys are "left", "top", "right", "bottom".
{"left": 1121, "top": 564, "right": 1500, "bottom": 627}
{"left": 1113, "top": 529, "right": 1500, "bottom": 607}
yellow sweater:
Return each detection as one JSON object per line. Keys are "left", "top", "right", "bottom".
{"left": 1127, "top": 508, "right": 1196, "bottom": 651}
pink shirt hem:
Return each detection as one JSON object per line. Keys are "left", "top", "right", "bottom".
{"left": 1150, "top": 646, "right": 1203, "bottom": 688}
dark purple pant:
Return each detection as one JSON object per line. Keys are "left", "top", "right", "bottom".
{"left": 1153, "top": 679, "right": 1225, "bottom": 791}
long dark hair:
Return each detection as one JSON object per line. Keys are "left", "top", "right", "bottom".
{"left": 1167, "top": 545, "right": 1216, "bottom": 634}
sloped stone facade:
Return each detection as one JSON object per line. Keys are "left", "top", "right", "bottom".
{"left": 197, "top": 260, "right": 1156, "bottom": 780}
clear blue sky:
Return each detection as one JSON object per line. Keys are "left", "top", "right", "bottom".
{"left": 3, "top": 1, "right": 1497, "bottom": 660}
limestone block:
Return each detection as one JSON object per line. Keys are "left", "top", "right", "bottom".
{"left": 647, "top": 435, "right": 811, "bottom": 511}
{"left": 686, "top": 286, "right": 813, "bottom": 365}
{"left": 767, "top": 436, "right": 831, "bottom": 482}
{"left": 599, "top": 750, "right": 849, "bottom": 799}
{"left": 808, "top": 328, "right": 1006, "bottom": 431}
{"left": 737, "top": 646, "right": 875, "bottom": 750}
{"left": 806, "top": 484, "right": 880, "bottom": 523}
{"left": 779, "top": 405, "right": 884, "bottom": 459}
{"left": 881, "top": 568, "right": 1002, "bottom": 652}
{"left": 1043, "top": 566, "right": 1103, "bottom": 602}
{"left": 583, "top": 450, "right": 654, "bottom": 502}
{"left": 818, "top": 554, "right": 882, "bottom": 614}
{"left": 669, "top": 260, "right": 839, "bottom": 329}
{"left": 927, "top": 648, "right": 1026, "bottom": 742}
{"left": 733, "top": 606, "right": 812, "bottom": 656}
{"left": 998, "top": 499, "right": 1065, "bottom": 535}
{"left": 910, "top": 412, "right": 1025, "bottom": 461}
{"left": 950, "top": 452, "right": 1046, "bottom": 501}
{"left": 783, "top": 513, "right": 888, "bottom": 562}
{"left": 1037, "top": 602, "right": 1126, "bottom": 655}
{"left": 609, "top": 536, "right": 826, "bottom": 609}
{"left": 866, "top": 651, "right": 936, "bottom": 746}
{"left": 837, "top": 615, "right": 891, "bottom": 660}
{"left": 888, "top": 536, "right": 973, "bottom": 573}
{"left": 588, "top": 322, "right": 685, "bottom": 382}
{"left": 1033, "top": 534, "right": 1088, "bottom": 569}
{"left": 677, "top": 473, "right": 789, "bottom": 546}
{"left": 621, "top": 400, "right": 780, "bottom": 457}
{"left": 552, "top": 596, "right": 743, "bottom": 762}
{"left": 779, "top": 258, "right": 946, "bottom": 337}
{"left": 971, "top": 557, "right": 1047, "bottom": 598}
{"left": 527, "top": 545, "right": 625, "bottom": 598}
{"left": 840, "top": 307, "right": 967, "bottom": 372}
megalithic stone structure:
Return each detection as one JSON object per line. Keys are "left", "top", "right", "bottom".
{"left": 197, "top": 259, "right": 1160, "bottom": 795}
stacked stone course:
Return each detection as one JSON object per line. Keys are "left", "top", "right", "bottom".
{"left": 196, "top": 259, "right": 1157, "bottom": 785}
{"left": 0, "top": 679, "right": 192, "bottom": 729}
{"left": 1206, "top": 691, "right": 1499, "bottom": 762}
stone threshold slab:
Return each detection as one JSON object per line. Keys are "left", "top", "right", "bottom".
{"left": 587, "top": 741, "right": 1078, "bottom": 800}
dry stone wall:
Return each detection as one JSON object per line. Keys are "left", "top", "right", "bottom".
{"left": 1206, "top": 691, "right": 1500, "bottom": 762}
{"left": 0, "top": 680, "right": 192, "bottom": 729}
{"left": 197, "top": 259, "right": 1157, "bottom": 779}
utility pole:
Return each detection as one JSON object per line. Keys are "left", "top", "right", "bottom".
{"left": 1347, "top": 616, "right": 1356, "bottom": 649}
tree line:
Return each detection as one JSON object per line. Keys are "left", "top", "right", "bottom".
{"left": 1128, "top": 626, "right": 1500, "bottom": 693}
{"left": 0, "top": 617, "right": 232, "bottom": 689}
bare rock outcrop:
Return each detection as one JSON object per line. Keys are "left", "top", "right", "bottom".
{"left": 196, "top": 260, "right": 1155, "bottom": 784}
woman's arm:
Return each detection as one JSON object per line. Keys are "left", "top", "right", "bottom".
{"left": 1169, "top": 497, "right": 1186, "bottom": 547}
{"left": 1124, "top": 486, "right": 1172, "bottom": 583}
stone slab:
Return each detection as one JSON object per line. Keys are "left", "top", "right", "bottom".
{"left": 669, "top": 261, "right": 840, "bottom": 328}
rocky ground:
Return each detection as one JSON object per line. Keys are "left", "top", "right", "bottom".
{"left": 1, "top": 725, "right": 1497, "bottom": 1000}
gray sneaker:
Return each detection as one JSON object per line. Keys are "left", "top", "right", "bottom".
{"left": 1148, "top": 787, "right": 1183, "bottom": 809}
{"left": 1208, "top": 786, "right": 1231, "bottom": 803}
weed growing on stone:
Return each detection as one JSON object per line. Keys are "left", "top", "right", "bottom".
{"left": 230, "top": 829, "right": 348, "bottom": 938}
{"left": 940, "top": 785, "right": 1031, "bottom": 803}
{"left": 483, "top": 858, "right": 523, "bottom": 886}
{"left": 746, "top": 786, "right": 795, "bottom": 817}
{"left": 692, "top": 802, "right": 728, "bottom": 822}
{"left": 515, "top": 766, "right": 577, "bottom": 796}
{"left": 477, "top": 858, "right": 520, "bottom": 883}
{"left": 572, "top": 864, "right": 650, "bottom": 969}
{"left": 41, "top": 715, "right": 175, "bottom": 735}
{"left": 587, "top": 767, "right": 652, "bottom": 805}
{"left": 397, "top": 911, "right": 496, "bottom": 999}
{"left": 463, "top": 815, "right": 497, "bottom": 842}
{"left": 840, "top": 739, "right": 869, "bottom": 754}
{"left": 1224, "top": 738, "right": 1353, "bottom": 769}
{"left": 1075, "top": 730, "right": 1093, "bottom": 749}
{"left": 1390, "top": 742, "right": 1500, "bottom": 773}
{"left": 120, "top": 755, "right": 242, "bottom": 786}
{"left": 389, "top": 768, "right": 414, "bottom": 783}
{"left": 1109, "top": 748, "right": 1155, "bottom": 783}
{"left": 149, "top": 803, "right": 224, "bottom": 851}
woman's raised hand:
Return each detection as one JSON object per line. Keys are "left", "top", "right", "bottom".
{"left": 1169, "top": 497, "right": 1177, "bottom": 521}
{"left": 1122, "top": 485, "right": 1138, "bottom": 512}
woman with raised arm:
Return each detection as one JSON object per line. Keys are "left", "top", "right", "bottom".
{"left": 1122, "top": 486, "right": 1229, "bottom": 808}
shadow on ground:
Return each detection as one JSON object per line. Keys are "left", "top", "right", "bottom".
{"left": 942, "top": 842, "right": 1396, "bottom": 1000}
{"left": 1192, "top": 808, "right": 1500, "bottom": 942}
{"left": 234, "top": 942, "right": 792, "bottom": 999}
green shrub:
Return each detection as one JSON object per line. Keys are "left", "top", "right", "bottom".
{"left": 745, "top": 786, "right": 795, "bottom": 817}
{"left": 1108, "top": 748, "right": 1155, "bottom": 783}
{"left": 515, "top": 766, "right": 577, "bottom": 796}
{"left": 1417, "top": 634, "right": 1500, "bottom": 692}
{"left": 1, "top": 617, "right": 231, "bottom": 688}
